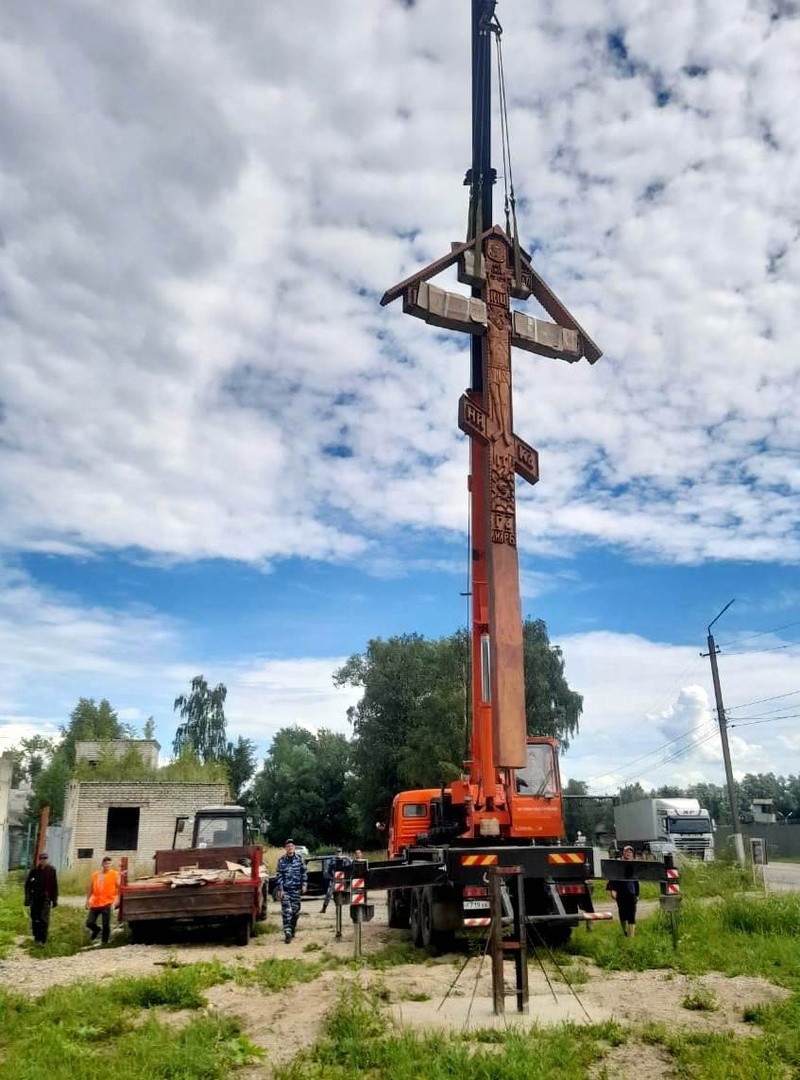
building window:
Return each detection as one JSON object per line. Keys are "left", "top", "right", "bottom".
{"left": 106, "top": 807, "right": 140, "bottom": 851}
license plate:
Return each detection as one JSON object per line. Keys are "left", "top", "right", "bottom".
{"left": 463, "top": 900, "right": 489, "bottom": 911}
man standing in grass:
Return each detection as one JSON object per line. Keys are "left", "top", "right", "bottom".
{"left": 24, "top": 851, "right": 59, "bottom": 944}
{"left": 85, "top": 855, "right": 119, "bottom": 946}
{"left": 606, "top": 845, "right": 640, "bottom": 938}
{"left": 275, "top": 838, "right": 307, "bottom": 943}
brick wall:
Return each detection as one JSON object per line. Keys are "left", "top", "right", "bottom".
{"left": 62, "top": 781, "right": 229, "bottom": 875}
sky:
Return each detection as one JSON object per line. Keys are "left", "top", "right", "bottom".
{"left": 1, "top": 0, "right": 799, "bottom": 797}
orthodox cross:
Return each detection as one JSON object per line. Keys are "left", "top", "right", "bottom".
{"left": 381, "top": 226, "right": 600, "bottom": 770}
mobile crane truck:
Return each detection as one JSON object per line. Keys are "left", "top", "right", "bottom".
{"left": 346, "top": 0, "right": 610, "bottom": 952}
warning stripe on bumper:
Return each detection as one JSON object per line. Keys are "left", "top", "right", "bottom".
{"left": 460, "top": 854, "right": 499, "bottom": 866}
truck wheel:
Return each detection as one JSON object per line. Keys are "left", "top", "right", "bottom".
{"left": 234, "top": 916, "right": 252, "bottom": 946}
{"left": 419, "top": 887, "right": 434, "bottom": 949}
{"left": 129, "top": 923, "right": 152, "bottom": 945}
{"left": 388, "top": 888, "right": 410, "bottom": 929}
{"left": 409, "top": 889, "right": 423, "bottom": 947}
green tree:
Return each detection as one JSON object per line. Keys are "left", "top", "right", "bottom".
{"left": 143, "top": 717, "right": 156, "bottom": 740}
{"left": 173, "top": 676, "right": 228, "bottom": 763}
{"left": 29, "top": 698, "right": 128, "bottom": 821}
{"left": 7, "top": 735, "right": 55, "bottom": 787}
{"left": 686, "top": 781, "right": 732, "bottom": 826}
{"left": 222, "top": 736, "right": 258, "bottom": 801}
{"left": 522, "top": 619, "right": 583, "bottom": 749}
{"left": 738, "top": 773, "right": 792, "bottom": 819}
{"left": 562, "top": 780, "right": 613, "bottom": 843}
{"left": 335, "top": 620, "right": 584, "bottom": 842}
{"left": 250, "top": 727, "right": 352, "bottom": 849}
{"left": 335, "top": 633, "right": 467, "bottom": 839}
{"left": 617, "top": 782, "right": 648, "bottom": 805}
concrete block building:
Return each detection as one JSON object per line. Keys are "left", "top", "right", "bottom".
{"left": 62, "top": 780, "right": 229, "bottom": 874}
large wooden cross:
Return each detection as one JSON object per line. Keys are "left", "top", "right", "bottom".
{"left": 381, "top": 226, "right": 600, "bottom": 769}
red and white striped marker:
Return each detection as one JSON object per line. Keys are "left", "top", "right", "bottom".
{"left": 350, "top": 877, "right": 366, "bottom": 905}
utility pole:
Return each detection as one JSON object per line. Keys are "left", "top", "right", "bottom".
{"left": 703, "top": 601, "right": 745, "bottom": 866}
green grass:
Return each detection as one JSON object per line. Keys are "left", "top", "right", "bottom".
{"left": 0, "top": 963, "right": 258, "bottom": 1080}
{"left": 0, "top": 883, "right": 133, "bottom": 958}
{"left": 638, "top": 994, "right": 800, "bottom": 1079}
{"left": 567, "top": 893, "right": 800, "bottom": 989}
{"left": 235, "top": 956, "right": 328, "bottom": 993}
{"left": 676, "top": 857, "right": 752, "bottom": 897}
{"left": 681, "top": 982, "right": 718, "bottom": 1011}
{"left": 0, "top": 884, "right": 30, "bottom": 958}
{"left": 274, "top": 984, "right": 628, "bottom": 1080}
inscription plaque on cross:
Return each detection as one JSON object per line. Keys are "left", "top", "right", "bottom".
{"left": 380, "top": 225, "right": 601, "bottom": 771}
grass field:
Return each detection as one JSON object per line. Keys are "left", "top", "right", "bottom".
{"left": 4, "top": 859, "right": 800, "bottom": 1078}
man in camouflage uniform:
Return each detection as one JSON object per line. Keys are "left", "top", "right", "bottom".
{"left": 275, "top": 838, "right": 307, "bottom": 943}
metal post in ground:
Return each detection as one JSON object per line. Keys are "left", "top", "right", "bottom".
{"left": 509, "top": 866, "right": 528, "bottom": 1013}
{"left": 489, "top": 866, "right": 505, "bottom": 1015}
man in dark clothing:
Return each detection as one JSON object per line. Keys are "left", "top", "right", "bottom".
{"left": 275, "top": 838, "right": 307, "bottom": 943}
{"left": 606, "top": 845, "right": 640, "bottom": 937}
{"left": 321, "top": 848, "right": 350, "bottom": 914}
{"left": 24, "top": 851, "right": 59, "bottom": 944}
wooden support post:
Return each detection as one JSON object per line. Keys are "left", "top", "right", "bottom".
{"left": 32, "top": 805, "right": 50, "bottom": 866}
{"left": 489, "top": 865, "right": 528, "bottom": 1015}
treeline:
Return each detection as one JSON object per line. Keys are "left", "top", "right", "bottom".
{"left": 9, "top": 620, "right": 583, "bottom": 850}
{"left": 564, "top": 776, "right": 800, "bottom": 843}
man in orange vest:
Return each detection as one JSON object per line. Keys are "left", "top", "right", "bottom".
{"left": 85, "top": 855, "right": 119, "bottom": 946}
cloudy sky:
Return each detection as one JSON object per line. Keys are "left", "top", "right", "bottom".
{"left": 1, "top": 0, "right": 799, "bottom": 794}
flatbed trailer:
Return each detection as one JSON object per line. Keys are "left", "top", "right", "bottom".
{"left": 119, "top": 843, "right": 264, "bottom": 945}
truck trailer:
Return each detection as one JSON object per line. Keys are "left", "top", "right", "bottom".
{"left": 613, "top": 798, "right": 714, "bottom": 859}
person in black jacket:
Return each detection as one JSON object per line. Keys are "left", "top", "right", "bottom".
{"left": 606, "top": 845, "right": 639, "bottom": 937}
{"left": 24, "top": 851, "right": 59, "bottom": 944}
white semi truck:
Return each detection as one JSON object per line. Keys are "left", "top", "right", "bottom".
{"left": 613, "top": 798, "right": 714, "bottom": 859}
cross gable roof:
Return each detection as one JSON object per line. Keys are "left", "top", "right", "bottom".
{"left": 380, "top": 225, "right": 601, "bottom": 363}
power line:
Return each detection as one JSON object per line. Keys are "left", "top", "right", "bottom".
{"left": 729, "top": 707, "right": 800, "bottom": 722}
{"left": 726, "top": 689, "right": 800, "bottom": 713}
{"left": 609, "top": 719, "right": 720, "bottom": 786}
{"left": 635, "top": 727, "right": 721, "bottom": 783}
{"left": 722, "top": 641, "right": 800, "bottom": 657}
{"left": 730, "top": 713, "right": 800, "bottom": 731}
{"left": 596, "top": 652, "right": 705, "bottom": 751}
{"left": 719, "top": 618, "right": 800, "bottom": 650}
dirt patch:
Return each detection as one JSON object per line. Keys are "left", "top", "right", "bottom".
{"left": 588, "top": 1041, "right": 676, "bottom": 1080}
{"left": 382, "top": 960, "right": 790, "bottom": 1037}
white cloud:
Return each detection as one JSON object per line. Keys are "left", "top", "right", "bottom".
{"left": 0, "top": 564, "right": 359, "bottom": 758}
{"left": 558, "top": 629, "right": 800, "bottom": 790}
{"left": 0, "top": 1, "right": 798, "bottom": 568}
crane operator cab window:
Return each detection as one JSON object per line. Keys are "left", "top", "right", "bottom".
{"left": 515, "top": 742, "right": 558, "bottom": 798}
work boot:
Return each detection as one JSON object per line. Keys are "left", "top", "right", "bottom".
{"left": 284, "top": 931, "right": 292, "bottom": 944}
{"left": 321, "top": 902, "right": 328, "bottom": 913}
